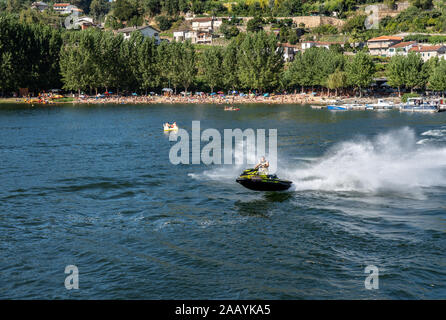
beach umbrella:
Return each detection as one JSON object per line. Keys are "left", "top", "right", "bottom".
{"left": 263, "top": 93, "right": 269, "bottom": 97}
{"left": 217, "top": 91, "right": 224, "bottom": 94}
{"left": 210, "top": 92, "right": 216, "bottom": 96}
{"left": 162, "top": 88, "right": 173, "bottom": 92}
{"left": 132, "top": 92, "right": 138, "bottom": 96}
{"left": 149, "top": 92, "right": 155, "bottom": 95}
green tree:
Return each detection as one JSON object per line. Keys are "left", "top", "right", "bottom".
{"left": 139, "top": 36, "right": 160, "bottom": 93}
{"left": 222, "top": 40, "right": 240, "bottom": 91}
{"left": 176, "top": 41, "right": 196, "bottom": 94}
{"left": 327, "top": 69, "right": 347, "bottom": 96}
{"left": 246, "top": 16, "right": 264, "bottom": 33}
{"left": 409, "top": 0, "right": 433, "bottom": 10}
{"left": 237, "top": 31, "right": 283, "bottom": 92}
{"left": 90, "top": 0, "right": 109, "bottom": 20}
{"left": 200, "top": 46, "right": 224, "bottom": 93}
{"left": 0, "top": 52, "right": 14, "bottom": 94}
{"left": 346, "top": 52, "right": 375, "bottom": 97}
{"left": 283, "top": 51, "right": 305, "bottom": 92}
{"left": 156, "top": 15, "right": 172, "bottom": 31}
{"left": 386, "top": 55, "right": 406, "bottom": 97}
{"left": 428, "top": 59, "right": 446, "bottom": 96}
{"left": 220, "top": 24, "right": 240, "bottom": 39}
{"left": 402, "top": 52, "right": 426, "bottom": 93}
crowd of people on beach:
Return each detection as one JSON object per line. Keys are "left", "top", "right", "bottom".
{"left": 73, "top": 92, "right": 331, "bottom": 105}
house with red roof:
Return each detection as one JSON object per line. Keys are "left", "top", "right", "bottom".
{"left": 53, "top": 3, "right": 83, "bottom": 15}
{"left": 387, "top": 41, "right": 417, "bottom": 57}
{"left": 409, "top": 45, "right": 446, "bottom": 62}
{"left": 367, "top": 36, "right": 403, "bottom": 56}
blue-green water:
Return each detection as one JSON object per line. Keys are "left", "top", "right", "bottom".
{"left": 0, "top": 104, "right": 445, "bottom": 299}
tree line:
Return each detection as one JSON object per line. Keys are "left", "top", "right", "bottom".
{"left": 1, "top": 16, "right": 446, "bottom": 96}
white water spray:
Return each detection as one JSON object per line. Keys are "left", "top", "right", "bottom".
{"left": 289, "top": 127, "right": 446, "bottom": 196}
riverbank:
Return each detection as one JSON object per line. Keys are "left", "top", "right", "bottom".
{"left": 74, "top": 94, "right": 401, "bottom": 105}
{"left": 0, "top": 95, "right": 402, "bottom": 106}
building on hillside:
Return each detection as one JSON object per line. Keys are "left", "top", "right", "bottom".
{"left": 115, "top": 26, "right": 160, "bottom": 43}
{"left": 31, "top": 1, "right": 48, "bottom": 11}
{"left": 53, "top": 3, "right": 70, "bottom": 12}
{"left": 301, "top": 41, "right": 345, "bottom": 51}
{"left": 367, "top": 36, "right": 403, "bottom": 56}
{"left": 173, "top": 29, "right": 195, "bottom": 42}
{"left": 173, "top": 29, "right": 214, "bottom": 44}
{"left": 278, "top": 43, "right": 300, "bottom": 61}
{"left": 53, "top": 3, "right": 83, "bottom": 15}
{"left": 409, "top": 45, "right": 446, "bottom": 62}
{"left": 387, "top": 41, "right": 417, "bottom": 57}
{"left": 191, "top": 17, "right": 222, "bottom": 32}
{"left": 73, "top": 17, "right": 97, "bottom": 30}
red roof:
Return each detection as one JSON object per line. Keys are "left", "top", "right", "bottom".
{"left": 279, "top": 43, "right": 299, "bottom": 48}
{"left": 389, "top": 41, "right": 416, "bottom": 49}
{"left": 410, "top": 45, "right": 445, "bottom": 52}
{"left": 54, "top": 3, "right": 71, "bottom": 7}
{"left": 192, "top": 17, "right": 213, "bottom": 22}
{"left": 368, "top": 36, "right": 403, "bottom": 42}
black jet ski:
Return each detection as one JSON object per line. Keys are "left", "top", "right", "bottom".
{"left": 236, "top": 168, "right": 293, "bottom": 191}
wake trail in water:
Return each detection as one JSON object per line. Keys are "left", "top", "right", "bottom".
{"left": 189, "top": 127, "right": 446, "bottom": 197}
{"left": 288, "top": 127, "right": 446, "bottom": 196}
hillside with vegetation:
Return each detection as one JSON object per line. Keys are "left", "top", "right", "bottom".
{"left": 0, "top": 0, "right": 445, "bottom": 34}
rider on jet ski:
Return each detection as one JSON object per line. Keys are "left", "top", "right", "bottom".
{"left": 254, "top": 156, "right": 269, "bottom": 175}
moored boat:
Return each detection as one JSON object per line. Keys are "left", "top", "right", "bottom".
{"left": 327, "top": 105, "right": 348, "bottom": 111}
{"left": 366, "top": 99, "right": 395, "bottom": 110}
{"left": 399, "top": 98, "right": 438, "bottom": 113}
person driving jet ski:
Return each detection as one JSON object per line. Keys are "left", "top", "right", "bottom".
{"left": 254, "top": 156, "right": 269, "bottom": 175}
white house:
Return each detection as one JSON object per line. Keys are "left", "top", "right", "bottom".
{"left": 31, "top": 1, "right": 48, "bottom": 11}
{"left": 173, "top": 29, "right": 196, "bottom": 42}
{"left": 73, "top": 17, "right": 95, "bottom": 30}
{"left": 173, "top": 29, "right": 214, "bottom": 44}
{"left": 367, "top": 36, "right": 403, "bottom": 56}
{"left": 53, "top": 3, "right": 83, "bottom": 15}
{"left": 387, "top": 41, "right": 417, "bottom": 57}
{"left": 191, "top": 17, "right": 222, "bottom": 32}
{"left": 409, "top": 45, "right": 446, "bottom": 62}
{"left": 53, "top": 3, "right": 70, "bottom": 12}
{"left": 116, "top": 25, "right": 160, "bottom": 43}
{"left": 301, "top": 41, "right": 344, "bottom": 51}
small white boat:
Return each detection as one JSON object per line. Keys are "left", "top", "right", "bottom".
{"left": 366, "top": 99, "right": 395, "bottom": 110}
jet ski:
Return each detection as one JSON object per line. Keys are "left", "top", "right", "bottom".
{"left": 236, "top": 168, "right": 293, "bottom": 191}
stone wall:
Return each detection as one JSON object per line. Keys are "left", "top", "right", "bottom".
{"left": 238, "top": 16, "right": 345, "bottom": 28}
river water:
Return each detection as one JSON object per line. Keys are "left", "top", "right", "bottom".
{"left": 0, "top": 103, "right": 445, "bottom": 299}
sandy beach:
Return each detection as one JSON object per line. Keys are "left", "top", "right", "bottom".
{"left": 0, "top": 93, "right": 402, "bottom": 106}
{"left": 72, "top": 93, "right": 401, "bottom": 106}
